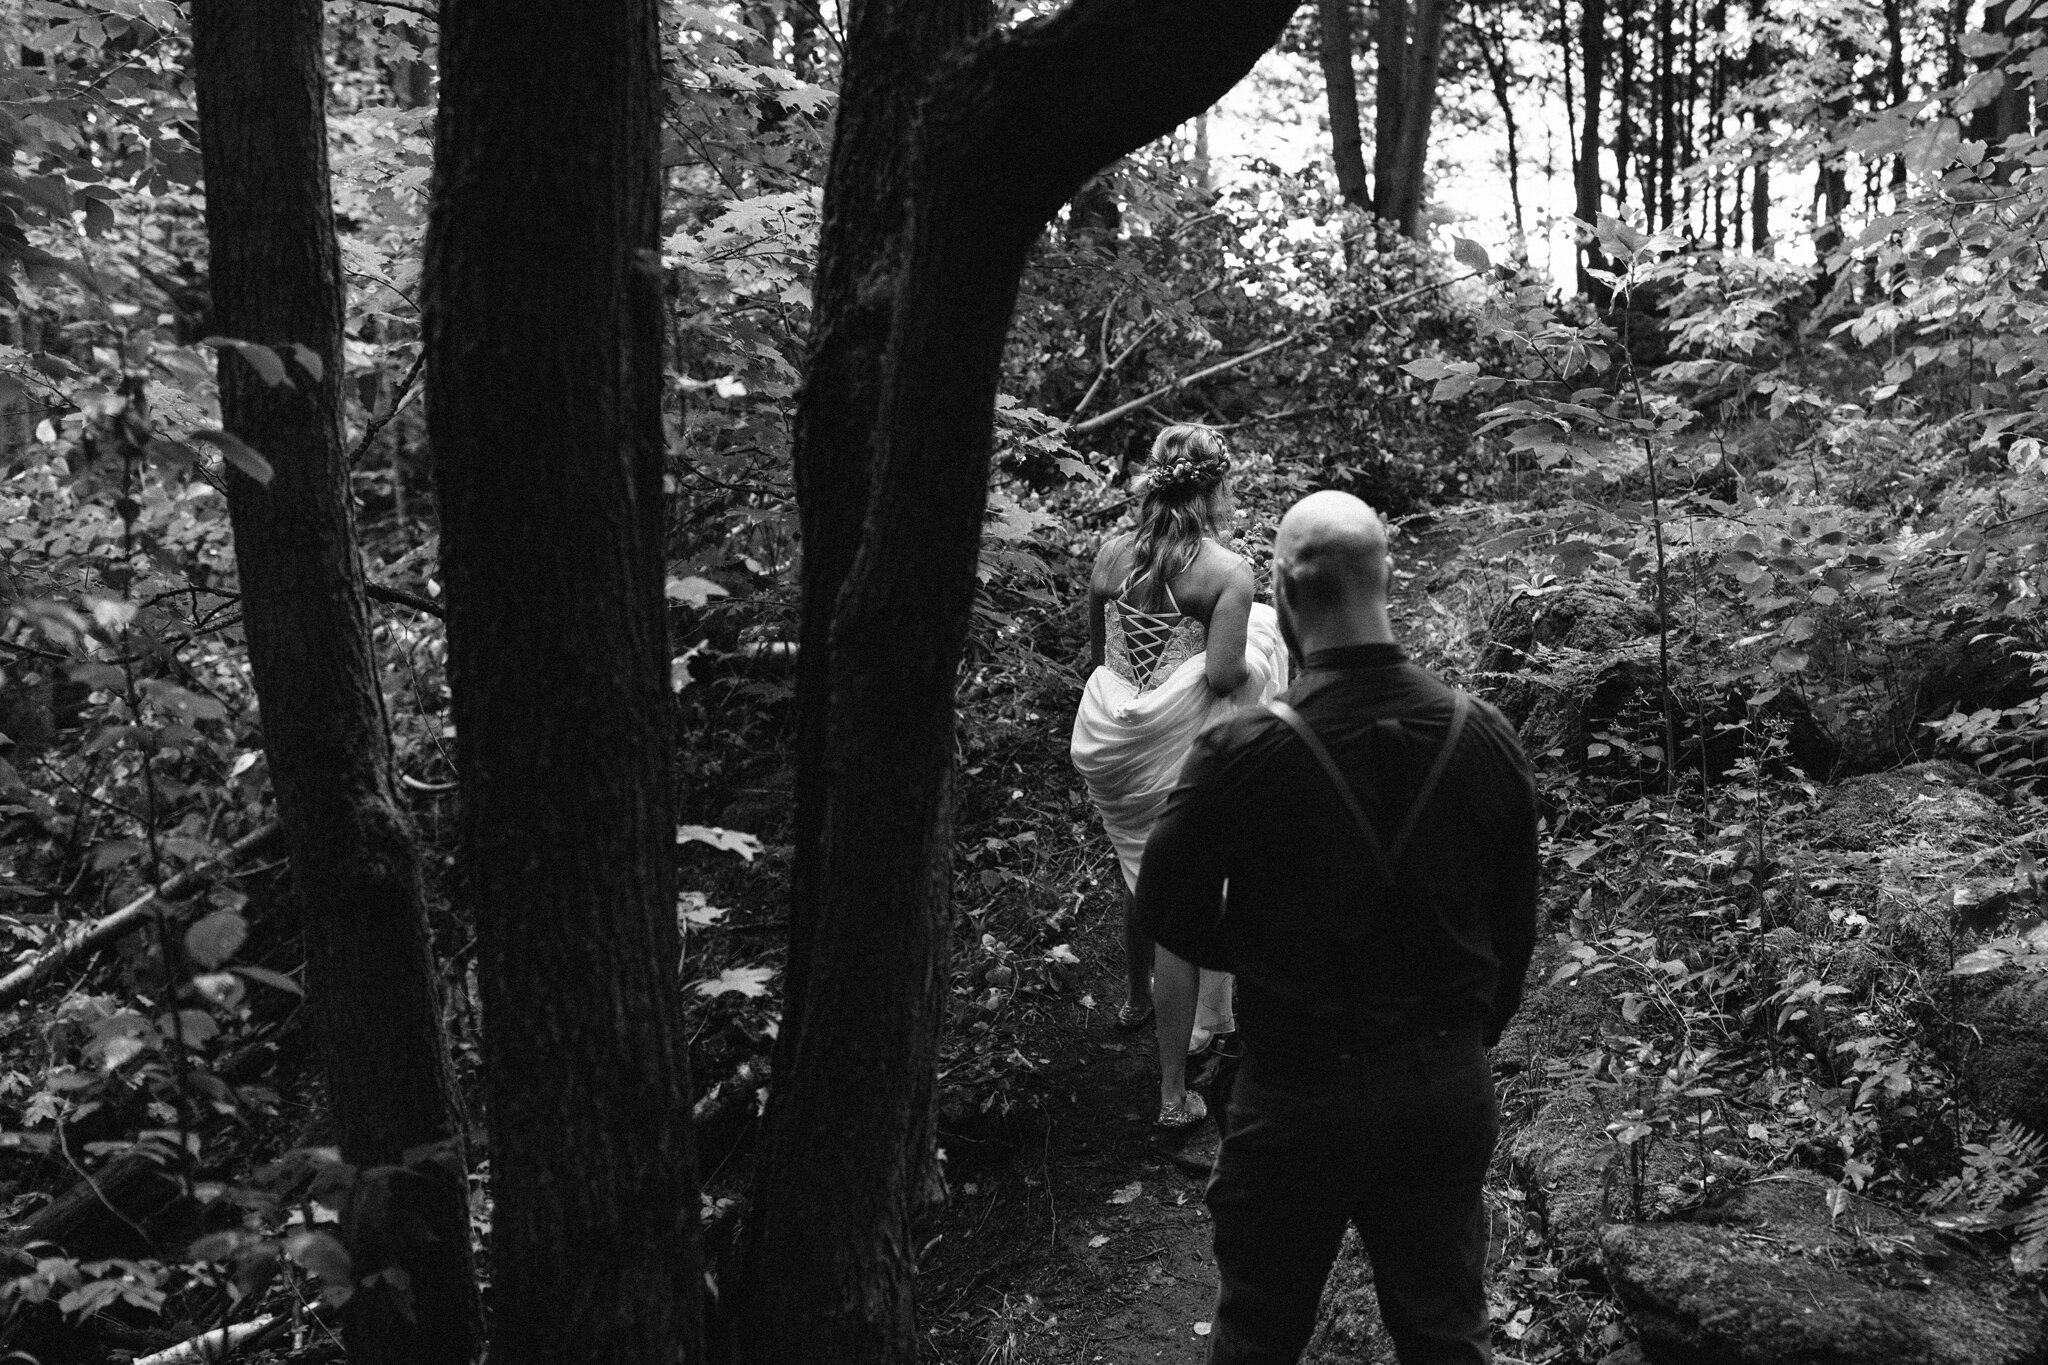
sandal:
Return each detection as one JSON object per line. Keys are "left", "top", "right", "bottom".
{"left": 1115, "top": 1000, "right": 1154, "bottom": 1029}
{"left": 1155, "top": 1091, "right": 1209, "bottom": 1130}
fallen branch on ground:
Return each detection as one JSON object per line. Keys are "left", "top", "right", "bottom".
{"left": 0, "top": 821, "right": 284, "bottom": 1009}
{"left": 1064, "top": 270, "right": 1480, "bottom": 437}
{"left": 133, "top": 1314, "right": 286, "bottom": 1365}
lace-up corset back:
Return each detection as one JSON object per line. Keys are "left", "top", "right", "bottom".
{"left": 1104, "top": 549, "right": 1206, "bottom": 693}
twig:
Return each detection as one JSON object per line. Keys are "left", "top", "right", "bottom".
{"left": 1204, "top": 401, "right": 1350, "bottom": 432}
{"left": 1069, "top": 328, "right": 1310, "bottom": 436}
{"left": 55, "top": 1124, "right": 157, "bottom": 1253}
{"left": 1077, "top": 493, "right": 1136, "bottom": 525}
{"left": 0, "top": 822, "right": 283, "bottom": 1009}
{"left": 0, "top": 636, "right": 72, "bottom": 661}
{"left": 347, "top": 346, "right": 426, "bottom": 466}
{"left": 1070, "top": 310, "right": 1163, "bottom": 420}
{"left": 366, "top": 581, "right": 444, "bottom": 618}
{"left": 1066, "top": 271, "right": 1479, "bottom": 437}
{"left": 353, "top": 0, "right": 437, "bottom": 23}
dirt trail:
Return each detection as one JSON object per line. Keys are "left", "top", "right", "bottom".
{"left": 914, "top": 505, "right": 1516, "bottom": 1363}
{"left": 920, "top": 913, "right": 1241, "bottom": 1364}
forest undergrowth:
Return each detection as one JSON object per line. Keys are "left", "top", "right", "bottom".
{"left": 8, "top": 7, "right": 2048, "bottom": 1352}
{"left": 10, "top": 356, "right": 2048, "bottom": 1361}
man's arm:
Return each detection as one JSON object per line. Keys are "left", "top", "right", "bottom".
{"left": 1485, "top": 740, "right": 1541, "bottom": 1048}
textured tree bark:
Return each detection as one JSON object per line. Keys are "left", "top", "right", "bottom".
{"left": 1371, "top": 0, "right": 1408, "bottom": 221}
{"left": 1318, "top": 0, "right": 1369, "bottom": 206}
{"left": 1384, "top": 0, "right": 1448, "bottom": 237}
{"left": 775, "top": 0, "right": 988, "bottom": 1072}
{"left": 189, "top": 5, "right": 479, "bottom": 1363}
{"left": 1746, "top": 0, "right": 1770, "bottom": 255}
{"left": 425, "top": 1, "right": 702, "bottom": 1361}
{"left": 1615, "top": 2, "right": 1634, "bottom": 208}
{"left": 1655, "top": 0, "right": 1675, "bottom": 229}
{"left": 1574, "top": 0, "right": 1608, "bottom": 298}
{"left": 740, "top": 2, "right": 1297, "bottom": 1359}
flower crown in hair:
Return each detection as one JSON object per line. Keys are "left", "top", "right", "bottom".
{"left": 1147, "top": 447, "right": 1229, "bottom": 497}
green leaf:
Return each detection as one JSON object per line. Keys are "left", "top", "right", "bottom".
{"left": 285, "top": 1230, "right": 354, "bottom": 1307}
{"left": 1952, "top": 948, "right": 2010, "bottom": 975}
{"left": 202, "top": 337, "right": 290, "bottom": 387}
{"left": 188, "top": 429, "right": 275, "bottom": 485}
{"left": 1401, "top": 357, "right": 1455, "bottom": 381}
{"left": 1450, "top": 236, "right": 1492, "bottom": 272}
{"left": 677, "top": 824, "right": 762, "bottom": 861}
{"left": 230, "top": 963, "right": 304, "bottom": 997}
{"left": 692, "top": 965, "right": 778, "bottom": 998}
{"left": 665, "top": 575, "right": 729, "bottom": 609}
{"left": 286, "top": 343, "right": 324, "bottom": 383}
{"left": 185, "top": 909, "right": 248, "bottom": 969}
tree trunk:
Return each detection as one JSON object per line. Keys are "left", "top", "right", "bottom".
{"left": 1559, "top": 0, "right": 1578, "bottom": 214}
{"left": 1318, "top": 0, "right": 1369, "bottom": 205}
{"left": 424, "top": 1, "right": 703, "bottom": 1361}
{"left": 1475, "top": 5, "right": 1525, "bottom": 246}
{"left": 1814, "top": 32, "right": 1854, "bottom": 286}
{"left": 1615, "top": 0, "right": 1633, "bottom": 208}
{"left": 1883, "top": 0, "right": 1906, "bottom": 194}
{"left": 1575, "top": 0, "right": 1607, "bottom": 297}
{"left": 1655, "top": 0, "right": 1674, "bottom": 230}
{"left": 766, "top": 0, "right": 989, "bottom": 1193}
{"left": 738, "top": 1, "right": 1297, "bottom": 1360}
{"left": 1371, "top": 0, "right": 1408, "bottom": 219}
{"left": 1709, "top": 0, "right": 1726, "bottom": 244}
{"left": 1384, "top": 0, "right": 1449, "bottom": 237}
{"left": 188, "top": 5, "right": 479, "bottom": 1364}
{"left": 1746, "top": 0, "right": 1768, "bottom": 255}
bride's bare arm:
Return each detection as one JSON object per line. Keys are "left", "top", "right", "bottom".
{"left": 1203, "top": 557, "right": 1254, "bottom": 694}
{"left": 1086, "top": 535, "right": 1126, "bottom": 673}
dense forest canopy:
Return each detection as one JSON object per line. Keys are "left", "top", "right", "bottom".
{"left": 0, "top": 0, "right": 2046, "bottom": 1362}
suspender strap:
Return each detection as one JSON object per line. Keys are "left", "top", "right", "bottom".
{"left": 1266, "top": 691, "right": 1472, "bottom": 888}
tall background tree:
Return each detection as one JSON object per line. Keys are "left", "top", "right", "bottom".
{"left": 1320, "top": 0, "right": 1371, "bottom": 206}
{"left": 425, "top": 0, "right": 703, "bottom": 1359}
{"left": 188, "top": 3, "right": 480, "bottom": 1361}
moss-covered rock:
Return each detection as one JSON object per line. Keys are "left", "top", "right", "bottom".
{"left": 1602, "top": 1170, "right": 2048, "bottom": 1365}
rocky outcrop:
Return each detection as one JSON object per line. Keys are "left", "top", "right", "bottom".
{"left": 1602, "top": 1170, "right": 2048, "bottom": 1365}
{"left": 1962, "top": 976, "right": 2048, "bottom": 1139}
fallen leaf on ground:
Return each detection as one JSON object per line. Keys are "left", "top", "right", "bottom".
{"left": 1107, "top": 1181, "right": 1142, "bottom": 1205}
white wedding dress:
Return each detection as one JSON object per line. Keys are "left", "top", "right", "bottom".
{"left": 1070, "top": 573, "right": 1290, "bottom": 1037}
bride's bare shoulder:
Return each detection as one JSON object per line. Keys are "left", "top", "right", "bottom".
{"left": 1193, "top": 539, "right": 1253, "bottom": 586}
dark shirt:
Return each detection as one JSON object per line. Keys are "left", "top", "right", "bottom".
{"left": 1134, "top": 643, "right": 1539, "bottom": 1054}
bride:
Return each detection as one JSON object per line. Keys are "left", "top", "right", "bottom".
{"left": 1070, "top": 425, "right": 1289, "bottom": 1128}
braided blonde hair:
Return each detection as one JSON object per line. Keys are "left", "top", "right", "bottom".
{"left": 1126, "top": 426, "right": 1230, "bottom": 608}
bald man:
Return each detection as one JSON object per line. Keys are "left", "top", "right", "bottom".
{"left": 1133, "top": 490, "right": 1537, "bottom": 1365}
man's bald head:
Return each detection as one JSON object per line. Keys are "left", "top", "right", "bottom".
{"left": 1274, "top": 490, "right": 1391, "bottom": 616}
